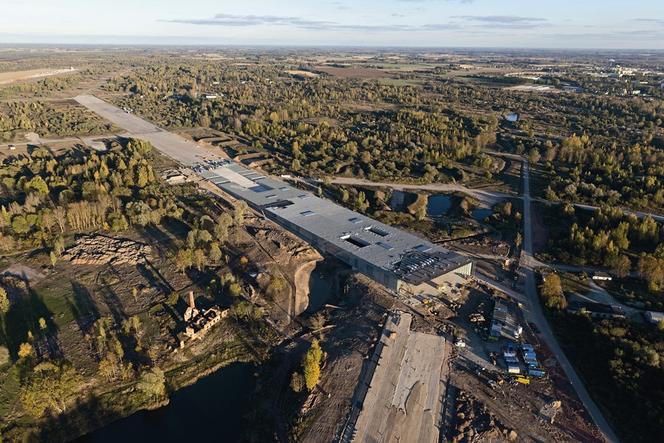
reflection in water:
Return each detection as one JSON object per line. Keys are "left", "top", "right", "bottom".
{"left": 77, "top": 363, "right": 257, "bottom": 443}
{"left": 426, "top": 194, "right": 452, "bottom": 217}
{"left": 305, "top": 262, "right": 333, "bottom": 314}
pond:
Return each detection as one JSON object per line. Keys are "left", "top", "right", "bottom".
{"left": 77, "top": 362, "right": 257, "bottom": 443}
{"left": 305, "top": 261, "right": 334, "bottom": 314}
{"left": 471, "top": 208, "right": 493, "bottom": 221}
{"left": 427, "top": 194, "right": 452, "bottom": 217}
{"left": 389, "top": 190, "right": 407, "bottom": 212}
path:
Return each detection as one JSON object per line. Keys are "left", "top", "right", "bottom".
{"left": 309, "top": 176, "right": 514, "bottom": 206}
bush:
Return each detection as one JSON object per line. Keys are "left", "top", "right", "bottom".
{"left": 0, "top": 345, "right": 9, "bottom": 365}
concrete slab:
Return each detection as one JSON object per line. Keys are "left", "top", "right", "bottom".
{"left": 352, "top": 312, "right": 448, "bottom": 443}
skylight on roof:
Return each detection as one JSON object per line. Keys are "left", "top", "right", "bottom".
{"left": 414, "top": 244, "right": 432, "bottom": 253}
{"left": 300, "top": 210, "right": 315, "bottom": 217}
{"left": 365, "top": 226, "right": 389, "bottom": 237}
{"left": 377, "top": 242, "right": 394, "bottom": 251}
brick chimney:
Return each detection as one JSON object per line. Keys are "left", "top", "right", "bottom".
{"left": 188, "top": 291, "right": 196, "bottom": 309}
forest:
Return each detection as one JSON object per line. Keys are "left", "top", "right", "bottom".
{"left": 103, "top": 62, "right": 499, "bottom": 183}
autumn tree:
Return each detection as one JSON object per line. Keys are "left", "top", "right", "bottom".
{"left": 302, "top": 339, "right": 323, "bottom": 391}
{"left": 20, "top": 362, "right": 82, "bottom": 418}
{"left": 0, "top": 287, "right": 9, "bottom": 316}
{"left": 609, "top": 255, "right": 631, "bottom": 278}
{"left": 176, "top": 248, "right": 193, "bottom": 274}
{"left": 540, "top": 273, "right": 567, "bottom": 310}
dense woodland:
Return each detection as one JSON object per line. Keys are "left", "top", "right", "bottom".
{"left": 104, "top": 63, "right": 499, "bottom": 183}
{"left": 540, "top": 204, "right": 664, "bottom": 292}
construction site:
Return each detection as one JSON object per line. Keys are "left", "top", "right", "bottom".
{"left": 75, "top": 94, "right": 474, "bottom": 303}
{"left": 73, "top": 94, "right": 605, "bottom": 443}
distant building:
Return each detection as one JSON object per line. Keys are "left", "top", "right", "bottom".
{"left": 161, "top": 169, "right": 188, "bottom": 184}
{"left": 504, "top": 112, "right": 519, "bottom": 123}
{"left": 592, "top": 272, "right": 613, "bottom": 281}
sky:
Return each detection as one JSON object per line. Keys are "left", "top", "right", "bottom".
{"left": 1, "top": 0, "right": 664, "bottom": 49}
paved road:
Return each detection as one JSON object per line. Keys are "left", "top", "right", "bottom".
{"left": 520, "top": 160, "right": 620, "bottom": 443}
{"left": 74, "top": 94, "right": 220, "bottom": 166}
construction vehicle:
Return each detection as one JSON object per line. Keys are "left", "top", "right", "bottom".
{"left": 514, "top": 376, "right": 530, "bottom": 385}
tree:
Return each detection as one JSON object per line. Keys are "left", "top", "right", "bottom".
{"left": 540, "top": 273, "right": 567, "bottom": 310}
{"left": 49, "top": 251, "right": 57, "bottom": 267}
{"left": 20, "top": 362, "right": 82, "bottom": 417}
{"left": 126, "top": 201, "right": 156, "bottom": 226}
{"left": 308, "top": 313, "right": 327, "bottom": 332}
{"left": 609, "top": 255, "right": 631, "bottom": 278}
{"left": 541, "top": 274, "right": 563, "bottom": 298}
{"left": 11, "top": 215, "right": 30, "bottom": 235}
{"left": 637, "top": 256, "right": 664, "bottom": 292}
{"left": 302, "top": 339, "right": 323, "bottom": 391}
{"left": 0, "top": 287, "right": 9, "bottom": 316}
{"left": 208, "top": 243, "right": 222, "bottom": 263}
{"left": 18, "top": 342, "right": 34, "bottom": 360}
{"left": 266, "top": 275, "right": 288, "bottom": 300}
{"left": 528, "top": 148, "right": 541, "bottom": 164}
{"left": 193, "top": 248, "right": 206, "bottom": 271}
{"left": 53, "top": 207, "right": 67, "bottom": 233}
{"left": 0, "top": 345, "right": 9, "bottom": 366}
{"left": 25, "top": 176, "right": 49, "bottom": 195}
{"left": 290, "top": 372, "right": 304, "bottom": 393}
{"left": 175, "top": 248, "right": 193, "bottom": 274}
{"left": 214, "top": 213, "right": 232, "bottom": 242}
{"left": 233, "top": 201, "right": 248, "bottom": 226}
{"left": 136, "top": 367, "right": 166, "bottom": 399}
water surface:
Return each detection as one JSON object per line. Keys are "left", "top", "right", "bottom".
{"left": 78, "top": 362, "right": 257, "bottom": 443}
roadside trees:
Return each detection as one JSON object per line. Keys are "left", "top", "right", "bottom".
{"left": 540, "top": 274, "right": 567, "bottom": 310}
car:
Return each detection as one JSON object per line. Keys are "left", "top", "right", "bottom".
{"left": 528, "top": 322, "right": 541, "bottom": 334}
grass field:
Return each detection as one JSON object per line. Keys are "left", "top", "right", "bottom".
{"left": 0, "top": 68, "right": 77, "bottom": 85}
